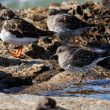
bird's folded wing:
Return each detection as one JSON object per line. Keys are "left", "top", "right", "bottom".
{"left": 69, "top": 49, "right": 100, "bottom": 67}
{"left": 55, "top": 14, "right": 91, "bottom": 30}
{"left": 3, "top": 19, "right": 49, "bottom": 38}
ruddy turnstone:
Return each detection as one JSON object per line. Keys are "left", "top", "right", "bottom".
{"left": 53, "top": 45, "right": 109, "bottom": 82}
{"left": 0, "top": 9, "right": 54, "bottom": 58}
{"left": 47, "top": 8, "right": 93, "bottom": 41}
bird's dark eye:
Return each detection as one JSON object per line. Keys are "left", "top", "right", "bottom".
{"left": 58, "top": 49, "right": 63, "bottom": 53}
{"left": 59, "top": 50, "right": 62, "bottom": 53}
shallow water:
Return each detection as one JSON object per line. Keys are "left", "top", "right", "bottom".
{"left": 1, "top": 0, "right": 101, "bottom": 10}
{"left": 38, "top": 79, "right": 110, "bottom": 101}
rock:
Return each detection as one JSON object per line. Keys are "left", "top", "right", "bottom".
{"left": 0, "top": 56, "right": 53, "bottom": 92}
{"left": 0, "top": 93, "right": 109, "bottom": 110}
{"left": 61, "top": 1, "right": 78, "bottom": 10}
{"left": 48, "top": 71, "right": 83, "bottom": 84}
{"left": 19, "top": 65, "right": 110, "bottom": 95}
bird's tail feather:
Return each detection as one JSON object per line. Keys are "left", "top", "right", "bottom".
{"left": 73, "top": 27, "right": 92, "bottom": 36}
{"left": 89, "top": 56, "right": 110, "bottom": 69}
{"left": 101, "top": 51, "right": 110, "bottom": 57}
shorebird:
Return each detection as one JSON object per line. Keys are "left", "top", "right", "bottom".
{"left": 0, "top": 9, "right": 54, "bottom": 58}
{"left": 47, "top": 8, "right": 93, "bottom": 41}
{"left": 53, "top": 45, "right": 109, "bottom": 82}
{"left": 102, "top": 0, "right": 110, "bottom": 8}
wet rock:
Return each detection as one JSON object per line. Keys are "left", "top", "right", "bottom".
{"left": 0, "top": 56, "right": 53, "bottom": 92}
{"left": 19, "top": 65, "right": 110, "bottom": 95}
{"left": 48, "top": 71, "right": 83, "bottom": 84}
{"left": 0, "top": 56, "right": 22, "bottom": 67}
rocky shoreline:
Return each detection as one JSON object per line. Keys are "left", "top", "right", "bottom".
{"left": 0, "top": 1, "right": 110, "bottom": 110}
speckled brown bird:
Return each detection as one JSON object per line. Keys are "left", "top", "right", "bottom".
{"left": 0, "top": 9, "right": 54, "bottom": 58}
{"left": 47, "top": 8, "right": 93, "bottom": 41}
{"left": 53, "top": 45, "right": 110, "bottom": 82}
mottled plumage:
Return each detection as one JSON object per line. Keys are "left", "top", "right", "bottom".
{"left": 3, "top": 19, "right": 54, "bottom": 38}
{"left": 0, "top": 9, "right": 54, "bottom": 58}
{"left": 55, "top": 46, "right": 109, "bottom": 73}
{"left": 47, "top": 9, "right": 93, "bottom": 37}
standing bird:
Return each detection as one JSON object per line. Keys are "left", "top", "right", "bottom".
{"left": 47, "top": 8, "right": 93, "bottom": 41}
{"left": 53, "top": 46, "right": 109, "bottom": 82}
{"left": 102, "top": 0, "right": 110, "bottom": 8}
{"left": 0, "top": 9, "right": 54, "bottom": 58}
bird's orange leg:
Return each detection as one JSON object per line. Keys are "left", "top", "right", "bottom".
{"left": 10, "top": 46, "right": 24, "bottom": 58}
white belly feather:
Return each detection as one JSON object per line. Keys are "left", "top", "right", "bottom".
{"left": 0, "top": 28, "right": 36, "bottom": 46}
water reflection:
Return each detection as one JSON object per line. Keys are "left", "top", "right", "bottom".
{"left": 0, "top": 0, "right": 66, "bottom": 9}
{"left": 38, "top": 79, "right": 110, "bottom": 101}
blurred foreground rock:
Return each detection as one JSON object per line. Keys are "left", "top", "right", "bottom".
{"left": 0, "top": 93, "right": 110, "bottom": 110}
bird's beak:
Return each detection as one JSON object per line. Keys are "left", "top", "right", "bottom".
{"left": 49, "top": 53, "right": 58, "bottom": 59}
